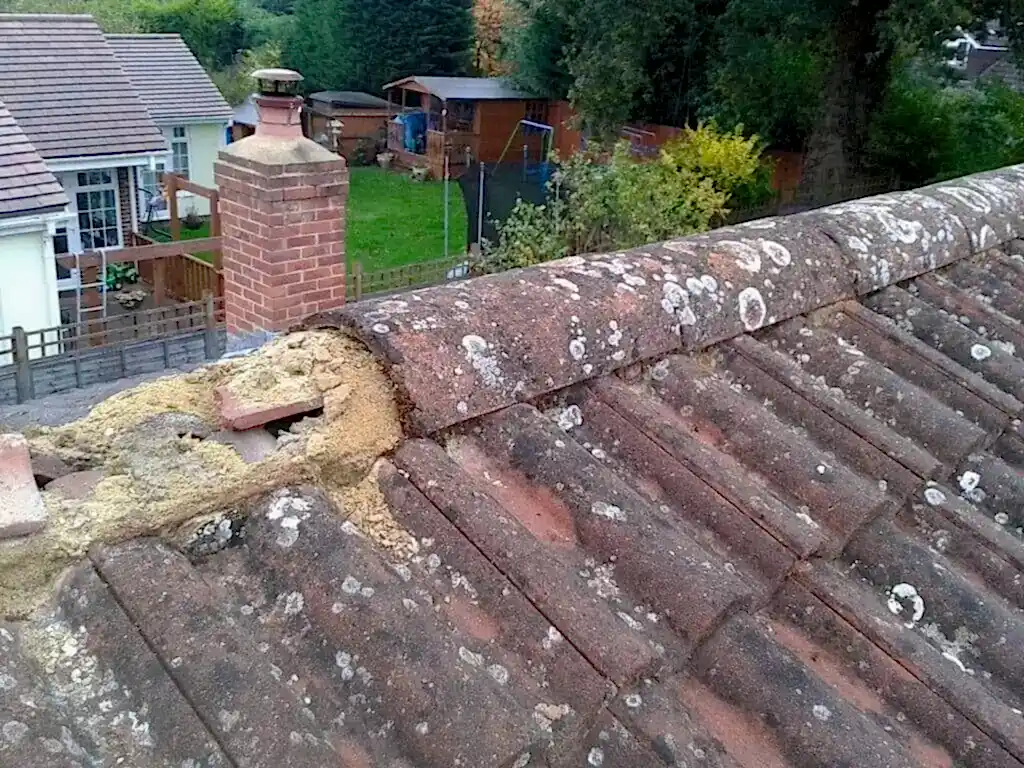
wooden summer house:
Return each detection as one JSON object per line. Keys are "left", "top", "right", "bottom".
{"left": 383, "top": 76, "right": 551, "bottom": 178}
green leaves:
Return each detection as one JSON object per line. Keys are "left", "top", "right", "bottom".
{"left": 477, "top": 123, "right": 765, "bottom": 273}
{"left": 286, "top": 0, "right": 473, "bottom": 93}
{"left": 136, "top": 0, "right": 247, "bottom": 69}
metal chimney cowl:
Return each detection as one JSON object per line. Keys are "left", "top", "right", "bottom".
{"left": 252, "top": 68, "right": 304, "bottom": 140}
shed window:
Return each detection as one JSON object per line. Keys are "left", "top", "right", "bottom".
{"left": 446, "top": 100, "right": 476, "bottom": 132}
{"left": 525, "top": 100, "right": 549, "bottom": 126}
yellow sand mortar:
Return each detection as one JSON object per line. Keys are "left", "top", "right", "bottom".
{"left": 1, "top": 329, "right": 406, "bottom": 618}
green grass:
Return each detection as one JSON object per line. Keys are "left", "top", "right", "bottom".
{"left": 145, "top": 168, "right": 468, "bottom": 273}
{"left": 346, "top": 166, "right": 468, "bottom": 273}
{"left": 148, "top": 218, "right": 214, "bottom": 263}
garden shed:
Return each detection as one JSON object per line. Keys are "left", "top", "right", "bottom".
{"left": 383, "top": 76, "right": 554, "bottom": 179}
{"left": 305, "top": 90, "right": 392, "bottom": 161}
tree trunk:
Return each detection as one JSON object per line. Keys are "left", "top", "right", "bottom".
{"left": 800, "top": 2, "right": 893, "bottom": 192}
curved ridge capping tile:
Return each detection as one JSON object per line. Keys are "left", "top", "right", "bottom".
{"left": 310, "top": 218, "right": 851, "bottom": 434}
{"left": 923, "top": 164, "right": 1024, "bottom": 252}
{"left": 307, "top": 166, "right": 1024, "bottom": 435}
{"left": 795, "top": 190, "right": 971, "bottom": 293}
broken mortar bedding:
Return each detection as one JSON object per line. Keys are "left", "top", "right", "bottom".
{"left": 0, "top": 329, "right": 407, "bottom": 619}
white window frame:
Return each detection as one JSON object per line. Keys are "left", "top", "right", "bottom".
{"left": 70, "top": 170, "right": 122, "bottom": 252}
{"left": 169, "top": 125, "right": 191, "bottom": 180}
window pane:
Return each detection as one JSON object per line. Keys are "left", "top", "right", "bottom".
{"left": 89, "top": 191, "right": 101, "bottom": 208}
{"left": 91, "top": 213, "right": 104, "bottom": 230}
{"left": 81, "top": 232, "right": 93, "bottom": 249}
{"left": 100, "top": 170, "right": 112, "bottom": 184}
{"left": 92, "top": 230, "right": 106, "bottom": 248}
{"left": 103, "top": 190, "right": 115, "bottom": 207}
{"left": 76, "top": 192, "right": 88, "bottom": 209}
{"left": 106, "top": 228, "right": 119, "bottom": 247}
{"left": 77, "top": 212, "right": 89, "bottom": 229}
{"left": 104, "top": 209, "right": 117, "bottom": 227}
{"left": 77, "top": 172, "right": 87, "bottom": 186}
{"left": 173, "top": 126, "right": 186, "bottom": 138}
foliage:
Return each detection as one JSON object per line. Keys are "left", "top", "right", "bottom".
{"left": 135, "top": 0, "right": 246, "bottom": 69}
{"left": 504, "top": 0, "right": 725, "bottom": 136}
{"left": 0, "top": 0, "right": 144, "bottom": 31}
{"left": 477, "top": 123, "right": 765, "bottom": 273}
{"left": 104, "top": 263, "right": 140, "bottom": 291}
{"left": 867, "top": 69, "right": 1024, "bottom": 185}
{"left": 287, "top": 0, "right": 473, "bottom": 93}
{"left": 501, "top": 0, "right": 1024, "bottom": 184}
{"left": 473, "top": 0, "right": 506, "bottom": 75}
{"left": 709, "top": 0, "right": 829, "bottom": 150}
{"left": 502, "top": 0, "right": 573, "bottom": 99}
{"left": 210, "top": 41, "right": 282, "bottom": 105}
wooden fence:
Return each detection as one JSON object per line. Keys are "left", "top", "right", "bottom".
{"left": 348, "top": 257, "right": 470, "bottom": 301}
{"left": 0, "top": 297, "right": 224, "bottom": 404}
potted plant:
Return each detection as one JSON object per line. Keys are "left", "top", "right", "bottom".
{"left": 377, "top": 151, "right": 395, "bottom": 170}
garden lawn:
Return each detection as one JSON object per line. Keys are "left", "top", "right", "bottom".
{"left": 148, "top": 219, "right": 214, "bottom": 263}
{"left": 346, "top": 166, "right": 468, "bottom": 272}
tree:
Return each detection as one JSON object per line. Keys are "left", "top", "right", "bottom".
{"left": 473, "top": 0, "right": 506, "bottom": 75}
{"left": 504, "top": 0, "right": 725, "bottom": 135}
{"left": 210, "top": 41, "right": 283, "bottom": 105}
{"left": 136, "top": 0, "right": 246, "bottom": 69}
{"left": 287, "top": 0, "right": 473, "bottom": 93}
{"left": 502, "top": 0, "right": 1024, "bottom": 183}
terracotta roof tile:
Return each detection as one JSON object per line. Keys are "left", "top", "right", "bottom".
{"left": 0, "top": 14, "right": 167, "bottom": 160}
{"left": 5, "top": 165, "right": 1024, "bottom": 767}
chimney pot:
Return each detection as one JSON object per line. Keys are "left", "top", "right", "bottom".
{"left": 251, "top": 68, "right": 305, "bottom": 140}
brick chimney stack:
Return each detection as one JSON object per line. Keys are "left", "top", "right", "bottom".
{"left": 215, "top": 68, "right": 348, "bottom": 350}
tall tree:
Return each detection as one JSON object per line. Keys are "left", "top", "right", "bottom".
{"left": 287, "top": 0, "right": 473, "bottom": 93}
{"left": 502, "top": 0, "right": 1024, "bottom": 182}
{"left": 136, "top": 0, "right": 246, "bottom": 69}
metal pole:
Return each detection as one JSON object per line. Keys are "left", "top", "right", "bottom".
{"left": 477, "top": 162, "right": 485, "bottom": 249}
{"left": 443, "top": 152, "right": 450, "bottom": 259}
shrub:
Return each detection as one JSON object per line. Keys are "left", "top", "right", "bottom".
{"left": 867, "top": 69, "right": 1024, "bottom": 186}
{"left": 475, "top": 122, "right": 765, "bottom": 274}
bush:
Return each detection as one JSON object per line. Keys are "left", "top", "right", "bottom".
{"left": 475, "top": 122, "right": 765, "bottom": 274}
{"left": 868, "top": 69, "right": 1024, "bottom": 186}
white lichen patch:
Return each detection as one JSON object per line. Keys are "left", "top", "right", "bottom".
{"left": 970, "top": 343, "right": 992, "bottom": 361}
{"left": 591, "top": 501, "right": 627, "bottom": 523}
{"left": 887, "top": 583, "right": 925, "bottom": 628}
{"left": 923, "top": 487, "right": 947, "bottom": 506}
{"left": 542, "top": 625, "right": 563, "bottom": 651}
{"left": 550, "top": 404, "right": 583, "bottom": 432}
{"left": 461, "top": 334, "right": 504, "bottom": 389}
{"left": 737, "top": 287, "right": 767, "bottom": 331}
{"left": 661, "top": 281, "right": 697, "bottom": 328}
{"left": 919, "top": 623, "right": 979, "bottom": 675}
{"left": 569, "top": 338, "right": 587, "bottom": 361}
{"left": 812, "top": 704, "right": 832, "bottom": 722}
{"left": 581, "top": 559, "right": 620, "bottom": 600}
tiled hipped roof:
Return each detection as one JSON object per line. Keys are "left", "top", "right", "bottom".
{"left": 0, "top": 100, "right": 66, "bottom": 219}
{"left": 107, "top": 34, "right": 233, "bottom": 124}
{"left": 0, "top": 14, "right": 167, "bottom": 160}
{"left": 6, "top": 167, "right": 1024, "bottom": 767}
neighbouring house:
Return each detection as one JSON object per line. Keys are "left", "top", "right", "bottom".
{"left": 0, "top": 13, "right": 170, "bottom": 330}
{"left": 107, "top": 33, "right": 233, "bottom": 226}
{"left": 0, "top": 14, "right": 231, "bottom": 334}
{"left": 383, "top": 76, "right": 562, "bottom": 178}
{"left": 0, "top": 100, "right": 69, "bottom": 339}
{"left": 305, "top": 90, "right": 392, "bottom": 162}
